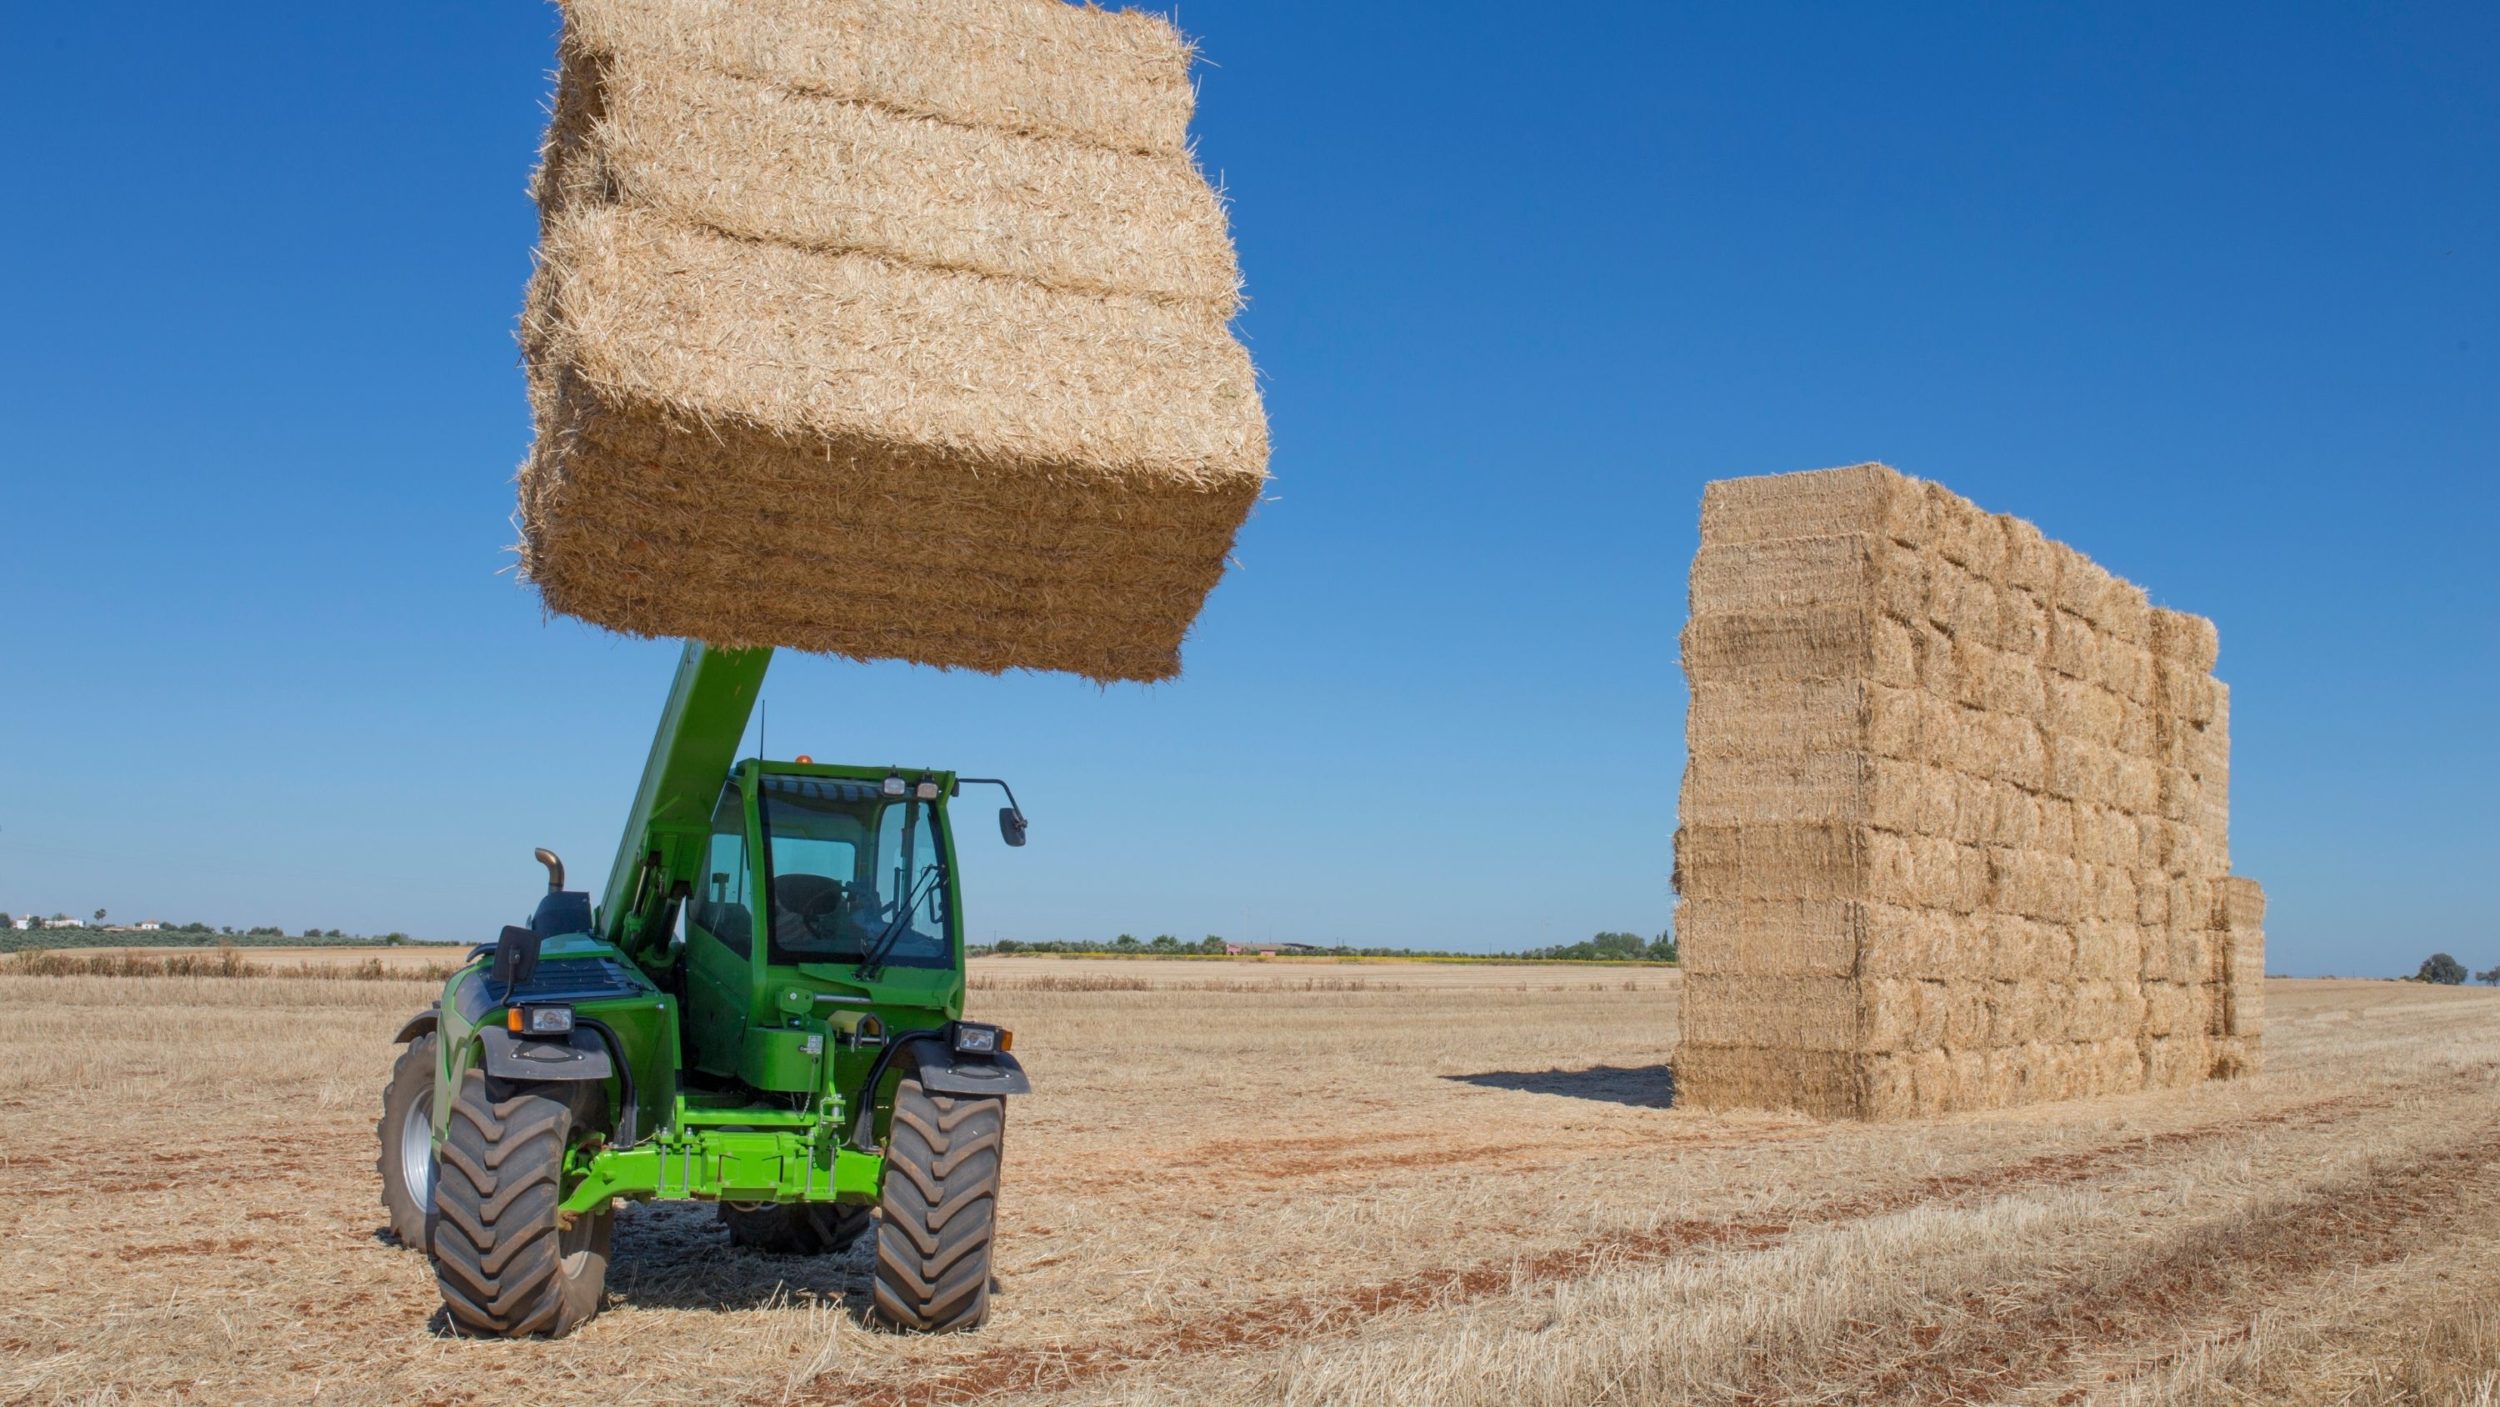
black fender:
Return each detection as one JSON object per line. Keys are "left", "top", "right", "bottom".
{"left": 477, "top": 1026, "right": 614, "bottom": 1083}
{"left": 912, "top": 1047, "right": 1031, "bottom": 1098}
{"left": 393, "top": 1006, "right": 440, "bottom": 1044}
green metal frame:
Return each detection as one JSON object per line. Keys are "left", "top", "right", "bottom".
{"left": 426, "top": 642, "right": 983, "bottom": 1218}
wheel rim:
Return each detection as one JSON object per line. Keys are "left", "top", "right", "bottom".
{"left": 399, "top": 1101, "right": 434, "bottom": 1211}
{"left": 559, "top": 1210, "right": 594, "bottom": 1278}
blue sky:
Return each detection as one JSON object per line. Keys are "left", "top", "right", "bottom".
{"left": 2, "top": 2, "right": 2492, "bottom": 975}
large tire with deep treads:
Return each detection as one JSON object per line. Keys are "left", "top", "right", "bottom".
{"left": 720, "top": 1201, "right": 874, "bottom": 1255}
{"left": 873, "top": 1075, "right": 1004, "bottom": 1332}
{"left": 377, "top": 1033, "right": 437, "bottom": 1249}
{"left": 428, "top": 1069, "right": 611, "bottom": 1338}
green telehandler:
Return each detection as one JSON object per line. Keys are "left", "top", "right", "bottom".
{"left": 376, "top": 642, "right": 1032, "bottom": 1337}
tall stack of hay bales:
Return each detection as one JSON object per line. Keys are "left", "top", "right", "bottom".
{"left": 1674, "top": 464, "right": 2263, "bottom": 1119}
{"left": 519, "top": 0, "right": 1268, "bottom": 683}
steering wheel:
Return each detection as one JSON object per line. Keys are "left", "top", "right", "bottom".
{"left": 795, "top": 883, "right": 850, "bottom": 942}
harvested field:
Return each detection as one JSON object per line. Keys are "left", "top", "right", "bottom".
{"left": 5, "top": 960, "right": 2498, "bottom": 1405}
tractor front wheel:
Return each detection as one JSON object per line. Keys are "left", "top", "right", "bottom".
{"left": 720, "top": 1202, "right": 874, "bottom": 1255}
{"left": 428, "top": 1070, "right": 610, "bottom": 1338}
{"left": 873, "top": 1076, "right": 1004, "bottom": 1332}
{"left": 376, "top": 1033, "right": 437, "bottom": 1248}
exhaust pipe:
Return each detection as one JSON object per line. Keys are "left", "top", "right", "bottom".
{"left": 534, "top": 848, "right": 565, "bottom": 892}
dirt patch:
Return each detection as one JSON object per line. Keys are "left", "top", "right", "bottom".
{"left": 842, "top": 1077, "right": 2455, "bottom": 1407}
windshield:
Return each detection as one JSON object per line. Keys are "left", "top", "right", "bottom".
{"left": 757, "top": 775, "right": 951, "bottom": 970}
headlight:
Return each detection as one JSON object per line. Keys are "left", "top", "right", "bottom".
{"left": 950, "top": 1021, "right": 1006, "bottom": 1056}
{"left": 508, "top": 1004, "right": 574, "bottom": 1037}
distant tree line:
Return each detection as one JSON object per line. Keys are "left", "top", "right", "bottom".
{"left": 973, "top": 929, "right": 1677, "bottom": 963}
{"left": 2413, "top": 952, "right": 2500, "bottom": 985}
{"left": 1507, "top": 930, "right": 1678, "bottom": 963}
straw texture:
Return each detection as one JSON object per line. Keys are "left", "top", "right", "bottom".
{"left": 562, "top": 0, "right": 1198, "bottom": 154}
{"left": 1674, "top": 463, "right": 2257, "bottom": 1118}
{"left": 516, "top": 0, "right": 1266, "bottom": 682}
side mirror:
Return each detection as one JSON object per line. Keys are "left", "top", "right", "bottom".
{"left": 491, "top": 924, "right": 544, "bottom": 991}
{"left": 999, "top": 807, "right": 1028, "bottom": 848}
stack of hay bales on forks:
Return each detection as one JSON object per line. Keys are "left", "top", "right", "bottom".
{"left": 1674, "top": 464, "right": 2263, "bottom": 1119}
{"left": 519, "top": 0, "right": 1268, "bottom": 682}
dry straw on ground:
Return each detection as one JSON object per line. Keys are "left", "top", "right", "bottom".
{"left": 518, "top": 0, "right": 1266, "bottom": 682}
{"left": 1675, "top": 464, "right": 2258, "bottom": 1119}
{"left": 5, "top": 964, "right": 2495, "bottom": 1406}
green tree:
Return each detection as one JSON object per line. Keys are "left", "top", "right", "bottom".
{"left": 1149, "top": 934, "right": 1181, "bottom": 953}
{"left": 2477, "top": 965, "right": 2500, "bottom": 986}
{"left": 1200, "top": 935, "right": 1228, "bottom": 953}
{"left": 94, "top": 908, "right": 107, "bottom": 926}
{"left": 1648, "top": 931, "right": 1679, "bottom": 962}
{"left": 994, "top": 938, "right": 1022, "bottom": 954}
{"left": 1112, "top": 934, "right": 1141, "bottom": 951}
{"left": 2416, "top": 953, "right": 2468, "bottom": 985}
{"left": 383, "top": 932, "right": 408, "bottom": 946}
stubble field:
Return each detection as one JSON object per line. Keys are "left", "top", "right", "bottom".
{"left": 4, "top": 955, "right": 2498, "bottom": 1406}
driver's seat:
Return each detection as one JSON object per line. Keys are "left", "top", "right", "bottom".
{"left": 771, "top": 873, "right": 846, "bottom": 948}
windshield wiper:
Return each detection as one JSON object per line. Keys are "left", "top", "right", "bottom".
{"left": 854, "top": 864, "right": 940, "bottom": 981}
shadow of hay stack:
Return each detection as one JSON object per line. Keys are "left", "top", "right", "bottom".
{"left": 1446, "top": 1064, "right": 1679, "bottom": 1110}
{"left": 518, "top": 0, "right": 1269, "bottom": 682}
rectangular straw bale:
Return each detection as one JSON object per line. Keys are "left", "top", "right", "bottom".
{"left": 560, "top": 0, "right": 1199, "bottom": 155}
{"left": 1696, "top": 462, "right": 1928, "bottom": 547}
{"left": 2102, "top": 578, "right": 2151, "bottom": 645}
{"left": 2044, "top": 608, "right": 2098, "bottom": 681}
{"left": 1988, "top": 782, "right": 2040, "bottom": 849}
{"left": 1675, "top": 1046, "right": 1865, "bottom": 1117}
{"left": 577, "top": 51, "right": 1239, "bottom": 306}
{"left": 1876, "top": 542, "right": 1927, "bottom": 625}
{"left": 520, "top": 205, "right": 1265, "bottom": 679}
{"left": 2116, "top": 697, "right": 2155, "bottom": 756}
{"left": 1684, "top": 751, "right": 1886, "bottom": 829}
{"left": 2101, "top": 639, "right": 2156, "bottom": 707}
{"left": 1855, "top": 907, "right": 1965, "bottom": 978}
{"left": 1685, "top": 678, "right": 1866, "bottom": 759}
{"left": 2143, "top": 1033, "right": 2213, "bottom": 1089}
{"left": 1919, "top": 559, "right": 1968, "bottom": 636}
{"left": 2150, "top": 608, "right": 2221, "bottom": 671}
{"left": 1674, "top": 823, "right": 1866, "bottom": 903}
{"left": 1947, "top": 772, "right": 1994, "bottom": 845}
{"left": 1999, "top": 587, "right": 2050, "bottom": 656}
{"left": 1681, "top": 606, "right": 1874, "bottom": 680}
{"left": 1690, "top": 536, "right": 1884, "bottom": 615}
{"left": 1680, "top": 976, "right": 1861, "bottom": 1052}
{"left": 2001, "top": 517, "right": 2059, "bottom": 592}
{"left": 1676, "top": 899, "right": 1865, "bottom": 977}
{"left": 2210, "top": 875, "right": 2266, "bottom": 931}
{"left": 1861, "top": 978, "right": 1944, "bottom": 1052}
{"left": 1923, "top": 480, "right": 2007, "bottom": 579}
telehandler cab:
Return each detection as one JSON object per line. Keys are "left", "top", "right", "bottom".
{"left": 377, "top": 643, "right": 1031, "bottom": 1337}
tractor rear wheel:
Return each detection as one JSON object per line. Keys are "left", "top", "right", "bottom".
{"left": 428, "top": 1070, "right": 610, "bottom": 1338}
{"left": 720, "top": 1202, "right": 874, "bottom": 1255}
{"left": 376, "top": 1033, "right": 437, "bottom": 1248}
{"left": 872, "top": 1076, "right": 1004, "bottom": 1332}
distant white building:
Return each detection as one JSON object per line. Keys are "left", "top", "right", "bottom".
{"left": 47, "top": 917, "right": 85, "bottom": 929}
{"left": 136, "top": 919, "right": 163, "bottom": 931}
{"left": 7, "top": 915, "right": 29, "bottom": 931}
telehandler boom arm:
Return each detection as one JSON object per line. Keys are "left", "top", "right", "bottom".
{"left": 597, "top": 642, "right": 771, "bottom": 962}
